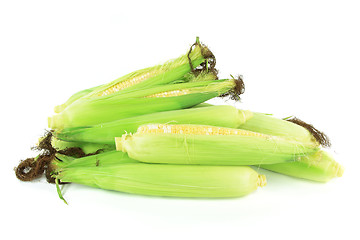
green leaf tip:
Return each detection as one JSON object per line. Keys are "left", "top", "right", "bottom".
{"left": 56, "top": 178, "right": 68, "bottom": 205}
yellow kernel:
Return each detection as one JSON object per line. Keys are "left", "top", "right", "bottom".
{"left": 137, "top": 124, "right": 269, "bottom": 138}
{"left": 98, "top": 70, "right": 159, "bottom": 96}
{"left": 146, "top": 89, "right": 190, "bottom": 98}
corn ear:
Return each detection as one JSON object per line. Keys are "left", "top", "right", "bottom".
{"left": 54, "top": 105, "right": 253, "bottom": 145}
{"left": 53, "top": 152, "right": 266, "bottom": 198}
{"left": 80, "top": 43, "right": 210, "bottom": 99}
{"left": 116, "top": 124, "right": 319, "bottom": 165}
{"left": 48, "top": 75, "right": 239, "bottom": 129}
{"left": 261, "top": 150, "right": 344, "bottom": 182}
{"left": 53, "top": 39, "right": 212, "bottom": 114}
{"left": 93, "top": 71, "right": 218, "bottom": 100}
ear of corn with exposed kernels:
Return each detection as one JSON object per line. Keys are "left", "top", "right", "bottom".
{"left": 54, "top": 41, "right": 210, "bottom": 114}
{"left": 116, "top": 123, "right": 320, "bottom": 165}
{"left": 48, "top": 75, "right": 239, "bottom": 129}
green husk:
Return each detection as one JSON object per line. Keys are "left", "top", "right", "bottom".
{"left": 239, "top": 112, "right": 318, "bottom": 146}
{"left": 54, "top": 105, "right": 253, "bottom": 145}
{"left": 54, "top": 150, "right": 137, "bottom": 168}
{"left": 192, "top": 103, "right": 214, "bottom": 108}
{"left": 50, "top": 137, "right": 114, "bottom": 155}
{"left": 260, "top": 150, "right": 344, "bottom": 182}
{"left": 53, "top": 151, "right": 266, "bottom": 198}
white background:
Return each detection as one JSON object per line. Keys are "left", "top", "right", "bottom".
{"left": 1, "top": 1, "right": 359, "bottom": 239}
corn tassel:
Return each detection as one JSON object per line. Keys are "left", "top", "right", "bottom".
{"left": 116, "top": 124, "right": 319, "bottom": 165}
{"left": 53, "top": 151, "right": 266, "bottom": 198}
{"left": 48, "top": 75, "right": 240, "bottom": 129}
{"left": 260, "top": 150, "right": 344, "bottom": 182}
{"left": 54, "top": 105, "right": 253, "bottom": 145}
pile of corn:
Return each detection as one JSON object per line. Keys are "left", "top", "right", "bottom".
{"left": 16, "top": 38, "right": 343, "bottom": 203}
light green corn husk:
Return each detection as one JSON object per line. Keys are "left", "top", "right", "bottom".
{"left": 192, "top": 103, "right": 214, "bottom": 108}
{"left": 116, "top": 124, "right": 319, "bottom": 165}
{"left": 54, "top": 105, "right": 253, "bottom": 145}
{"left": 260, "top": 150, "right": 344, "bottom": 182}
{"left": 54, "top": 150, "right": 137, "bottom": 168}
{"left": 48, "top": 75, "right": 239, "bottom": 129}
{"left": 53, "top": 151, "right": 267, "bottom": 198}
{"left": 53, "top": 85, "right": 102, "bottom": 113}
{"left": 239, "top": 112, "right": 317, "bottom": 145}
{"left": 50, "top": 137, "right": 114, "bottom": 155}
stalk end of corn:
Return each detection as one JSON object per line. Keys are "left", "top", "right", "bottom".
{"left": 257, "top": 174, "right": 267, "bottom": 187}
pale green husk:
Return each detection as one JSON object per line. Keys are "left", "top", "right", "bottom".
{"left": 54, "top": 105, "right": 253, "bottom": 145}
{"left": 239, "top": 112, "right": 317, "bottom": 146}
{"left": 53, "top": 151, "right": 264, "bottom": 198}
{"left": 261, "top": 150, "right": 344, "bottom": 182}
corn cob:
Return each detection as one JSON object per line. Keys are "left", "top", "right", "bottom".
{"left": 116, "top": 123, "right": 319, "bottom": 165}
{"left": 53, "top": 151, "right": 266, "bottom": 198}
{"left": 261, "top": 150, "right": 344, "bottom": 182}
{"left": 48, "top": 75, "right": 241, "bottom": 129}
{"left": 54, "top": 105, "right": 253, "bottom": 145}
